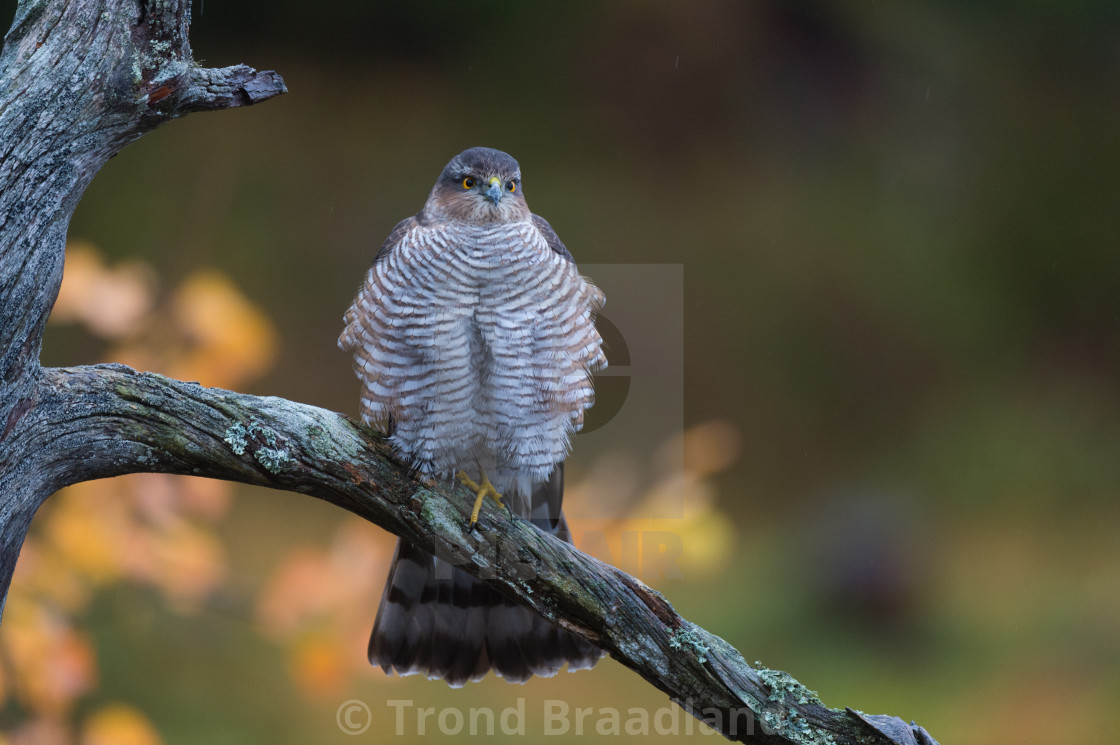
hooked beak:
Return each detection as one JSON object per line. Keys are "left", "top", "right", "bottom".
{"left": 484, "top": 176, "right": 503, "bottom": 205}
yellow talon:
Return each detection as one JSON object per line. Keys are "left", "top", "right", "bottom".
{"left": 458, "top": 469, "right": 504, "bottom": 527}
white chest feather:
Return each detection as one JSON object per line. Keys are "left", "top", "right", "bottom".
{"left": 340, "top": 220, "right": 605, "bottom": 492}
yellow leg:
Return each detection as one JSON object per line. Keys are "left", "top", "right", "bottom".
{"left": 457, "top": 469, "right": 504, "bottom": 527}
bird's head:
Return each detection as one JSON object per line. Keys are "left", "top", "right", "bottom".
{"left": 425, "top": 147, "right": 530, "bottom": 224}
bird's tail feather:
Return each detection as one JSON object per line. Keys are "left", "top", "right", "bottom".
{"left": 369, "top": 536, "right": 601, "bottom": 687}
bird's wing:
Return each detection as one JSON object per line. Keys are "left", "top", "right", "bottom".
{"left": 372, "top": 216, "right": 418, "bottom": 265}
{"left": 338, "top": 216, "right": 417, "bottom": 354}
{"left": 529, "top": 462, "right": 566, "bottom": 533}
{"left": 338, "top": 216, "right": 423, "bottom": 432}
{"left": 531, "top": 214, "right": 574, "bottom": 263}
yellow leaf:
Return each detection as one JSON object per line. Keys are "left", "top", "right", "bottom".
{"left": 53, "top": 242, "right": 156, "bottom": 339}
{"left": 43, "top": 487, "right": 131, "bottom": 585}
{"left": 82, "top": 704, "right": 164, "bottom": 745}
{"left": 51, "top": 242, "right": 103, "bottom": 325}
{"left": 11, "top": 539, "right": 92, "bottom": 613}
{"left": 131, "top": 522, "right": 225, "bottom": 609}
{"left": 170, "top": 270, "right": 278, "bottom": 388}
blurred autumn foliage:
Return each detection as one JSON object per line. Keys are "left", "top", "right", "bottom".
{"left": 1, "top": 243, "right": 274, "bottom": 743}
{"left": 52, "top": 242, "right": 278, "bottom": 388}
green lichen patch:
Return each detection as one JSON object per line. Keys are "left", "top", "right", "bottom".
{"left": 762, "top": 706, "right": 840, "bottom": 745}
{"left": 668, "top": 625, "right": 710, "bottom": 664}
{"left": 760, "top": 706, "right": 838, "bottom": 745}
{"left": 255, "top": 423, "right": 278, "bottom": 446}
{"left": 225, "top": 418, "right": 287, "bottom": 472}
{"left": 754, "top": 661, "right": 823, "bottom": 707}
{"left": 254, "top": 446, "right": 290, "bottom": 474}
{"left": 223, "top": 422, "right": 249, "bottom": 455}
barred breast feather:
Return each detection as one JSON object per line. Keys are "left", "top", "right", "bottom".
{"left": 338, "top": 217, "right": 606, "bottom": 491}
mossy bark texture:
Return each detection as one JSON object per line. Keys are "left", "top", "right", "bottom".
{"left": 0, "top": 3, "right": 938, "bottom": 744}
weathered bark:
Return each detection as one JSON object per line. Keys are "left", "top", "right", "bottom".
{"left": 0, "top": 0, "right": 286, "bottom": 612}
{"left": 0, "top": 2, "right": 940, "bottom": 744}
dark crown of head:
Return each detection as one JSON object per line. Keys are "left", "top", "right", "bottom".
{"left": 441, "top": 147, "right": 520, "bottom": 180}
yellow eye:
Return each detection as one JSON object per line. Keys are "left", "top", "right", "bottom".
{"left": 462, "top": 177, "right": 475, "bottom": 189}
{"left": 507, "top": 180, "right": 517, "bottom": 193}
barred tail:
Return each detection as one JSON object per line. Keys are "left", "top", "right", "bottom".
{"left": 369, "top": 538, "right": 601, "bottom": 687}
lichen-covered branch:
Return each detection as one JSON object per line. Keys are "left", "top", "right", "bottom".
{"left": 0, "top": 2, "right": 940, "bottom": 743}
{"left": 26, "top": 364, "right": 933, "bottom": 745}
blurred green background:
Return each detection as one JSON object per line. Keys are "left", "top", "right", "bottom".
{"left": 7, "top": 0, "right": 1120, "bottom": 742}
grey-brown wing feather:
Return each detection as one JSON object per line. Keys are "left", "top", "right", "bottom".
{"left": 528, "top": 462, "right": 565, "bottom": 533}
{"left": 532, "top": 213, "right": 574, "bottom": 263}
{"left": 338, "top": 217, "right": 416, "bottom": 359}
{"left": 372, "top": 216, "right": 417, "bottom": 264}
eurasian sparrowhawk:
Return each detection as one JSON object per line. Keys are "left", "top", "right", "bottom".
{"left": 339, "top": 147, "right": 606, "bottom": 686}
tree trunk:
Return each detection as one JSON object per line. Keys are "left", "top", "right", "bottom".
{"left": 0, "top": 3, "right": 939, "bottom": 744}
